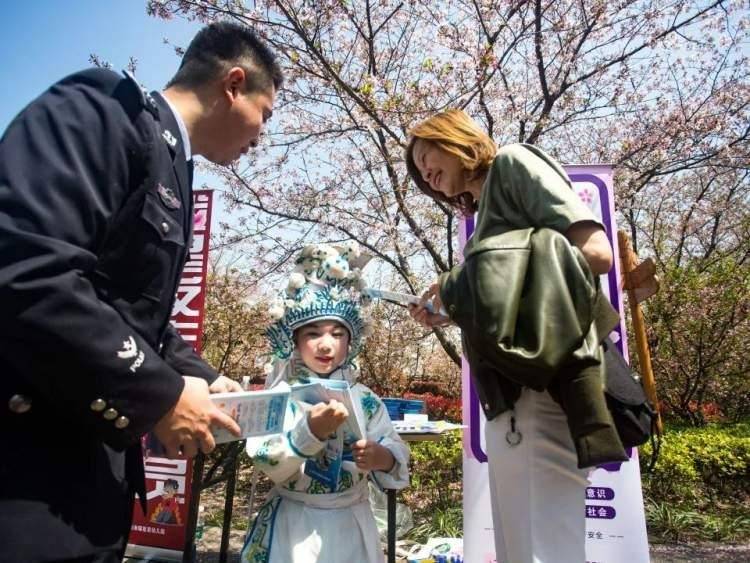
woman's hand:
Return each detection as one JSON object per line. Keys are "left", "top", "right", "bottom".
{"left": 352, "top": 439, "right": 395, "bottom": 472}
{"left": 308, "top": 400, "right": 349, "bottom": 440}
{"left": 407, "top": 283, "right": 452, "bottom": 328}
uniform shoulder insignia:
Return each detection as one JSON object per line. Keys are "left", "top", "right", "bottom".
{"left": 162, "top": 129, "right": 177, "bottom": 148}
{"left": 122, "top": 70, "right": 159, "bottom": 118}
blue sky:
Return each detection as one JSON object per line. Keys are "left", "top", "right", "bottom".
{"left": 0, "top": 1, "right": 246, "bottom": 224}
{"left": 1, "top": 1, "right": 203, "bottom": 132}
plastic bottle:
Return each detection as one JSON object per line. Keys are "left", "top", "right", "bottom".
{"left": 195, "top": 505, "right": 205, "bottom": 543}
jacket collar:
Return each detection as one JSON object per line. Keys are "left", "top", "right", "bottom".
{"left": 151, "top": 91, "right": 191, "bottom": 197}
{"left": 156, "top": 92, "right": 192, "bottom": 161}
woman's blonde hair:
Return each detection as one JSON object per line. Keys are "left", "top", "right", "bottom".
{"left": 405, "top": 109, "right": 497, "bottom": 214}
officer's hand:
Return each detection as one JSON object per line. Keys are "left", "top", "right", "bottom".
{"left": 308, "top": 400, "right": 349, "bottom": 441}
{"left": 154, "top": 376, "right": 241, "bottom": 458}
{"left": 209, "top": 375, "right": 243, "bottom": 394}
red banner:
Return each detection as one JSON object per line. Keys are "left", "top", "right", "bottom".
{"left": 127, "top": 190, "right": 214, "bottom": 560}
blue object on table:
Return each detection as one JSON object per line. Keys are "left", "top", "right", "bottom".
{"left": 401, "top": 399, "right": 425, "bottom": 414}
{"left": 382, "top": 398, "right": 425, "bottom": 421}
{"left": 382, "top": 398, "right": 403, "bottom": 421}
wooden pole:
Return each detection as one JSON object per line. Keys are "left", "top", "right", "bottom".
{"left": 617, "top": 231, "right": 663, "bottom": 434}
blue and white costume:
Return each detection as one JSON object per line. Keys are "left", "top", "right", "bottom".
{"left": 241, "top": 243, "right": 409, "bottom": 563}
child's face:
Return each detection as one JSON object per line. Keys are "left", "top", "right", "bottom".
{"left": 296, "top": 320, "right": 350, "bottom": 375}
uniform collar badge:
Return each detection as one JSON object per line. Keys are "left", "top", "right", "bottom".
{"left": 162, "top": 129, "right": 178, "bottom": 148}
{"left": 145, "top": 92, "right": 158, "bottom": 111}
{"left": 157, "top": 183, "right": 181, "bottom": 210}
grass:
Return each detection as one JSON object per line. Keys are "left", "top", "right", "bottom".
{"left": 646, "top": 501, "right": 750, "bottom": 543}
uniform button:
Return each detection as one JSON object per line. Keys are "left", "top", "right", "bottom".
{"left": 161, "top": 222, "right": 170, "bottom": 234}
{"left": 449, "top": 304, "right": 456, "bottom": 315}
{"left": 8, "top": 394, "right": 32, "bottom": 414}
{"left": 484, "top": 402, "right": 490, "bottom": 410}
{"left": 103, "top": 408, "right": 119, "bottom": 421}
{"left": 114, "top": 416, "right": 130, "bottom": 429}
{"left": 90, "top": 398, "right": 107, "bottom": 412}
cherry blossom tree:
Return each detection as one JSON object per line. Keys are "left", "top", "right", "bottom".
{"left": 148, "top": 1, "right": 748, "bottom": 405}
{"left": 633, "top": 165, "right": 749, "bottom": 423}
{"left": 358, "top": 301, "right": 460, "bottom": 396}
{"left": 201, "top": 251, "right": 270, "bottom": 382}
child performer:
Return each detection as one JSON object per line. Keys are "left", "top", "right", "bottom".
{"left": 241, "top": 242, "right": 410, "bottom": 563}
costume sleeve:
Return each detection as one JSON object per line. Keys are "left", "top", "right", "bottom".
{"left": 359, "top": 387, "right": 410, "bottom": 490}
{"left": 0, "top": 71, "right": 184, "bottom": 449}
{"left": 160, "top": 323, "right": 220, "bottom": 384}
{"left": 245, "top": 396, "right": 326, "bottom": 484}
{"left": 491, "top": 144, "right": 603, "bottom": 233}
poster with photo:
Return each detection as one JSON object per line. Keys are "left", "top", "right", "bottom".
{"left": 126, "top": 190, "right": 214, "bottom": 561}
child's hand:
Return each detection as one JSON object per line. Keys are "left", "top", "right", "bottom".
{"left": 308, "top": 400, "right": 349, "bottom": 440}
{"left": 352, "top": 439, "right": 395, "bottom": 472}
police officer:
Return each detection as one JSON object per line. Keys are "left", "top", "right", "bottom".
{"left": 0, "top": 22, "right": 282, "bottom": 562}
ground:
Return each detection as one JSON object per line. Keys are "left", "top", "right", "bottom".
{"left": 185, "top": 467, "right": 750, "bottom": 562}
{"left": 194, "top": 526, "right": 750, "bottom": 562}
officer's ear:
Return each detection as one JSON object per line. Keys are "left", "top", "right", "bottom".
{"left": 223, "top": 67, "right": 247, "bottom": 103}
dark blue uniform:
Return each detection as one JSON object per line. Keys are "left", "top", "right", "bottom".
{"left": 0, "top": 68, "right": 219, "bottom": 561}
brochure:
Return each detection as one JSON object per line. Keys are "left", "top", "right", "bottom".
{"left": 303, "top": 431, "right": 344, "bottom": 492}
{"left": 363, "top": 287, "right": 447, "bottom": 316}
{"left": 291, "top": 377, "right": 365, "bottom": 441}
{"left": 292, "top": 378, "right": 366, "bottom": 490}
{"left": 210, "top": 382, "right": 290, "bottom": 444}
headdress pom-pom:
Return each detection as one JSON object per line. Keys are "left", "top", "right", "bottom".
{"left": 288, "top": 272, "right": 306, "bottom": 290}
{"left": 342, "top": 240, "right": 361, "bottom": 258}
{"left": 323, "top": 256, "right": 348, "bottom": 280}
{"left": 268, "top": 302, "right": 285, "bottom": 321}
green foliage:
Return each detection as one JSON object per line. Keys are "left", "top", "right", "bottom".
{"left": 645, "top": 502, "right": 702, "bottom": 542}
{"left": 641, "top": 422, "right": 750, "bottom": 503}
{"left": 202, "top": 267, "right": 269, "bottom": 381}
{"left": 701, "top": 514, "right": 750, "bottom": 543}
{"left": 642, "top": 421, "right": 750, "bottom": 542}
{"left": 646, "top": 502, "right": 750, "bottom": 542}
{"left": 408, "top": 432, "right": 463, "bottom": 491}
{"left": 204, "top": 507, "right": 226, "bottom": 529}
{"left": 404, "top": 431, "right": 464, "bottom": 540}
{"left": 406, "top": 506, "right": 463, "bottom": 544}
{"left": 643, "top": 255, "right": 750, "bottom": 424}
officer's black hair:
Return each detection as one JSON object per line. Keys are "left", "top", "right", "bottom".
{"left": 167, "top": 21, "right": 283, "bottom": 94}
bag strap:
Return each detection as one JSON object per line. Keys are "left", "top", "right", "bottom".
{"left": 643, "top": 415, "right": 662, "bottom": 473}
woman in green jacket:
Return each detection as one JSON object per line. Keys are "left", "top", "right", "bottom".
{"left": 406, "top": 109, "right": 613, "bottom": 563}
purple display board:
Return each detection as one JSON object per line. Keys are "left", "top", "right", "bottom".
{"left": 461, "top": 165, "right": 649, "bottom": 563}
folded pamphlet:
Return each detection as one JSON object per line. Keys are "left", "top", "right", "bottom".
{"left": 292, "top": 378, "right": 366, "bottom": 490}
{"left": 210, "top": 382, "right": 290, "bottom": 444}
{"left": 303, "top": 431, "right": 344, "bottom": 492}
{"left": 363, "top": 288, "right": 448, "bottom": 316}
{"left": 291, "top": 377, "right": 366, "bottom": 440}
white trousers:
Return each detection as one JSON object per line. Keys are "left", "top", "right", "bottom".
{"left": 485, "top": 389, "right": 590, "bottom": 563}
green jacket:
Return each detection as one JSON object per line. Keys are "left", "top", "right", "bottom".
{"left": 440, "top": 227, "right": 627, "bottom": 468}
